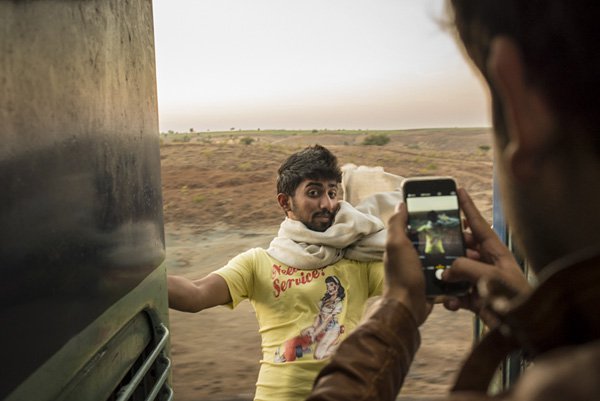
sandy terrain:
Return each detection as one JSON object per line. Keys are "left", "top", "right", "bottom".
{"left": 161, "top": 129, "right": 494, "bottom": 400}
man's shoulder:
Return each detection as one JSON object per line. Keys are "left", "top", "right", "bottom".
{"left": 340, "top": 257, "right": 383, "bottom": 265}
{"left": 237, "top": 247, "right": 268, "bottom": 257}
{"left": 333, "top": 258, "right": 383, "bottom": 269}
{"left": 511, "top": 340, "right": 600, "bottom": 400}
{"left": 231, "top": 247, "right": 271, "bottom": 264}
{"left": 216, "top": 248, "right": 274, "bottom": 281}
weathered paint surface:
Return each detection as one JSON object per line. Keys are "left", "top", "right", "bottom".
{"left": 0, "top": 0, "right": 165, "bottom": 397}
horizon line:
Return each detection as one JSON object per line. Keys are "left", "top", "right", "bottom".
{"left": 159, "top": 126, "right": 493, "bottom": 134}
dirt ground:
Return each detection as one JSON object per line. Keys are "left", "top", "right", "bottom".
{"left": 161, "top": 129, "right": 494, "bottom": 400}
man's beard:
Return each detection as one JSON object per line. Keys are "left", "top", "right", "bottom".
{"left": 304, "top": 211, "right": 334, "bottom": 232}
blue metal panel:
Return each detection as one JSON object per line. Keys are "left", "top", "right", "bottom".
{"left": 492, "top": 162, "right": 508, "bottom": 243}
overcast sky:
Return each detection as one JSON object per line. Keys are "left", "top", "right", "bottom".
{"left": 153, "top": 0, "right": 490, "bottom": 132}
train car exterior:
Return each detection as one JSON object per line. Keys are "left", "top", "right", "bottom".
{"left": 0, "top": 1, "right": 171, "bottom": 400}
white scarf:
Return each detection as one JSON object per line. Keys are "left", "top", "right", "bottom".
{"left": 266, "top": 191, "right": 403, "bottom": 269}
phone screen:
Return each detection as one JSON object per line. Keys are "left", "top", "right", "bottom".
{"left": 403, "top": 178, "right": 468, "bottom": 297}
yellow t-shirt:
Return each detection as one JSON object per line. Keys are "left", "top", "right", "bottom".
{"left": 214, "top": 248, "right": 384, "bottom": 401}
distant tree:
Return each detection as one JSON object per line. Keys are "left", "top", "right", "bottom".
{"left": 240, "top": 136, "right": 254, "bottom": 145}
{"left": 189, "top": 128, "right": 194, "bottom": 133}
{"left": 362, "top": 133, "right": 390, "bottom": 146}
{"left": 312, "top": 129, "right": 318, "bottom": 133}
{"left": 230, "top": 127, "right": 235, "bottom": 131}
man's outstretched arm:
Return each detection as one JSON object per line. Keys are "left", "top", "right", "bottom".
{"left": 168, "top": 274, "right": 232, "bottom": 312}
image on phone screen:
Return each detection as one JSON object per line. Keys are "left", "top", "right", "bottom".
{"left": 405, "top": 190, "right": 464, "bottom": 282}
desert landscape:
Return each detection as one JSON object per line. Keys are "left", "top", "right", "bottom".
{"left": 160, "top": 128, "right": 494, "bottom": 400}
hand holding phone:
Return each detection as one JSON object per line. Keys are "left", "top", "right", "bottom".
{"left": 442, "top": 188, "right": 532, "bottom": 325}
{"left": 383, "top": 204, "right": 433, "bottom": 327}
{"left": 401, "top": 177, "right": 470, "bottom": 301}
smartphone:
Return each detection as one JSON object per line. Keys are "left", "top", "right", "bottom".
{"left": 401, "top": 177, "right": 469, "bottom": 300}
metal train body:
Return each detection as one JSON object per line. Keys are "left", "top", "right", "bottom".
{"left": 1, "top": 1, "right": 171, "bottom": 400}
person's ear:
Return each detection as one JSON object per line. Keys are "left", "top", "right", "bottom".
{"left": 487, "top": 36, "right": 555, "bottom": 183}
{"left": 277, "top": 193, "right": 291, "bottom": 215}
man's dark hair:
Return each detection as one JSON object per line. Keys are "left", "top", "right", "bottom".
{"left": 276, "top": 145, "right": 342, "bottom": 196}
{"left": 450, "top": 0, "right": 600, "bottom": 153}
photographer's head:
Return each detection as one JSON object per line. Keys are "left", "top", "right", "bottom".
{"left": 276, "top": 145, "right": 342, "bottom": 232}
{"left": 450, "top": 0, "right": 600, "bottom": 148}
{"left": 449, "top": 0, "right": 600, "bottom": 271}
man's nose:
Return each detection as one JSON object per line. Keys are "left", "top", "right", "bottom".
{"left": 319, "top": 196, "right": 336, "bottom": 212}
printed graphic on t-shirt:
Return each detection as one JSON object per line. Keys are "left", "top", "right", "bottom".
{"left": 274, "top": 275, "right": 346, "bottom": 362}
{"left": 271, "top": 264, "right": 328, "bottom": 298}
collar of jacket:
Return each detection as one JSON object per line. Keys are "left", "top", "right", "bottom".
{"left": 452, "top": 249, "right": 600, "bottom": 393}
{"left": 502, "top": 250, "right": 600, "bottom": 357}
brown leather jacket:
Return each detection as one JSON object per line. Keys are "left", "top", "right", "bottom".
{"left": 307, "top": 252, "right": 600, "bottom": 401}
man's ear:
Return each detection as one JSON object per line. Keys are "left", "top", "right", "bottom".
{"left": 487, "top": 36, "right": 555, "bottom": 183}
{"left": 277, "top": 193, "right": 291, "bottom": 215}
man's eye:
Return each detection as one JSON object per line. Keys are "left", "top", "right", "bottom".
{"left": 328, "top": 191, "right": 337, "bottom": 199}
{"left": 308, "top": 190, "right": 320, "bottom": 197}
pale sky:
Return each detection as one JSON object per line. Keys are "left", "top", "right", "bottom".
{"left": 153, "top": 0, "right": 490, "bottom": 132}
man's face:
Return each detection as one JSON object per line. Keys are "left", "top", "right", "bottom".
{"left": 490, "top": 88, "right": 562, "bottom": 271}
{"left": 287, "top": 178, "right": 339, "bottom": 232}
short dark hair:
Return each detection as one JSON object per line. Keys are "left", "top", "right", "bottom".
{"left": 450, "top": 0, "right": 600, "bottom": 152}
{"left": 276, "top": 145, "right": 342, "bottom": 196}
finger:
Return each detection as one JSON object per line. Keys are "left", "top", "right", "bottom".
{"left": 463, "top": 231, "right": 476, "bottom": 248}
{"left": 395, "top": 200, "right": 403, "bottom": 213}
{"left": 443, "top": 296, "right": 461, "bottom": 311}
{"left": 457, "top": 188, "right": 497, "bottom": 243}
{"left": 442, "top": 295, "right": 477, "bottom": 314}
{"left": 444, "top": 257, "right": 492, "bottom": 284}
{"left": 397, "top": 201, "right": 409, "bottom": 230}
{"left": 458, "top": 189, "right": 515, "bottom": 263}
{"left": 480, "top": 276, "right": 522, "bottom": 303}
{"left": 386, "top": 208, "right": 419, "bottom": 262}
{"left": 387, "top": 203, "right": 410, "bottom": 239}
{"left": 443, "top": 286, "right": 503, "bottom": 329}
{"left": 464, "top": 233, "right": 483, "bottom": 259}
{"left": 465, "top": 248, "right": 481, "bottom": 260}
{"left": 424, "top": 301, "right": 434, "bottom": 316}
